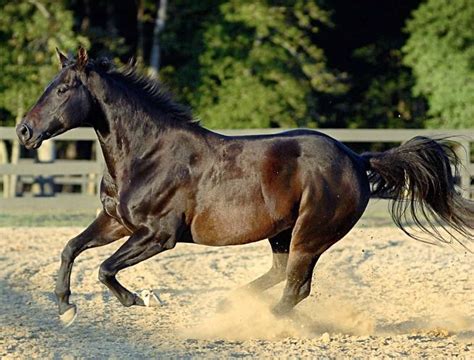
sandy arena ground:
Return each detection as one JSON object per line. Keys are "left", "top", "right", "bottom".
{"left": 0, "top": 225, "right": 473, "bottom": 359}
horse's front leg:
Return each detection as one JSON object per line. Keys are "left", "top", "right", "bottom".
{"left": 98, "top": 215, "right": 181, "bottom": 308}
{"left": 54, "top": 211, "right": 130, "bottom": 326}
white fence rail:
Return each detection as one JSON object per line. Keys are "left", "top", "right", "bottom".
{"left": 0, "top": 127, "right": 472, "bottom": 210}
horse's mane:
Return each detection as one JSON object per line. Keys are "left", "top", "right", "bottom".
{"left": 94, "top": 60, "right": 198, "bottom": 126}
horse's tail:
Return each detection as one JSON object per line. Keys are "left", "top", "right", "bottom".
{"left": 361, "top": 136, "right": 474, "bottom": 248}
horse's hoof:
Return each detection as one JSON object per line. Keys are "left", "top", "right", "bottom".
{"left": 271, "top": 303, "right": 292, "bottom": 317}
{"left": 59, "top": 305, "right": 77, "bottom": 327}
{"left": 136, "top": 290, "right": 163, "bottom": 307}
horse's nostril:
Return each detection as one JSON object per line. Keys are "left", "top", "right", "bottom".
{"left": 17, "top": 124, "right": 32, "bottom": 141}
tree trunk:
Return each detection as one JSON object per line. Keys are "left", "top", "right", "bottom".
{"left": 80, "top": 0, "right": 91, "bottom": 32}
{"left": 149, "top": 0, "right": 168, "bottom": 77}
{"left": 136, "top": 0, "right": 145, "bottom": 64}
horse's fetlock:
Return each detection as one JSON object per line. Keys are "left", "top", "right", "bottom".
{"left": 123, "top": 295, "right": 137, "bottom": 307}
{"left": 98, "top": 270, "right": 108, "bottom": 283}
{"left": 54, "top": 287, "right": 71, "bottom": 299}
{"left": 297, "top": 282, "right": 311, "bottom": 300}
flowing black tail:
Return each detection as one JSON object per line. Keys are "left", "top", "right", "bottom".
{"left": 362, "top": 136, "right": 474, "bottom": 248}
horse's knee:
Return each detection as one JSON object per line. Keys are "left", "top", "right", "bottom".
{"left": 60, "top": 244, "right": 74, "bottom": 263}
{"left": 60, "top": 236, "right": 86, "bottom": 263}
{"left": 98, "top": 262, "right": 115, "bottom": 283}
{"left": 54, "top": 286, "right": 71, "bottom": 299}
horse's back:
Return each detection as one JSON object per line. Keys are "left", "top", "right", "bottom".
{"left": 190, "top": 129, "right": 370, "bottom": 246}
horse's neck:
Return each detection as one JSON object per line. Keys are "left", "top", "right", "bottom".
{"left": 89, "top": 75, "right": 209, "bottom": 179}
{"left": 94, "top": 98, "right": 161, "bottom": 177}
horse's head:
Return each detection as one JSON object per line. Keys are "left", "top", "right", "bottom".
{"left": 17, "top": 47, "right": 94, "bottom": 149}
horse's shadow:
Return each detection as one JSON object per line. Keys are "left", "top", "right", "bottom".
{"left": 0, "top": 279, "right": 170, "bottom": 358}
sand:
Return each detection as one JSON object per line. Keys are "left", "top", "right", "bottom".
{"left": 1, "top": 226, "right": 473, "bottom": 358}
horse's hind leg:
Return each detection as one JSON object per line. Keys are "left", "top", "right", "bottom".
{"left": 272, "top": 215, "right": 340, "bottom": 315}
{"left": 216, "top": 229, "right": 291, "bottom": 312}
{"left": 245, "top": 229, "right": 291, "bottom": 293}
{"left": 54, "top": 211, "right": 129, "bottom": 326}
{"left": 272, "top": 248, "right": 321, "bottom": 315}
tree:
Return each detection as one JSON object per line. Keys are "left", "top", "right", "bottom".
{"left": 0, "top": 0, "right": 88, "bottom": 126}
{"left": 347, "top": 44, "right": 426, "bottom": 129}
{"left": 188, "top": 0, "right": 347, "bottom": 129}
{"left": 312, "top": 0, "right": 426, "bottom": 129}
{"left": 403, "top": 0, "right": 474, "bottom": 128}
{"left": 158, "top": 0, "right": 223, "bottom": 105}
{"left": 68, "top": 0, "right": 128, "bottom": 61}
{"left": 149, "top": 0, "right": 168, "bottom": 76}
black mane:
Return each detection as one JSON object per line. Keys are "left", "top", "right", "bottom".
{"left": 94, "top": 61, "right": 197, "bottom": 126}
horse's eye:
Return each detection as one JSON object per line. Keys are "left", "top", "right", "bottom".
{"left": 57, "top": 86, "right": 69, "bottom": 95}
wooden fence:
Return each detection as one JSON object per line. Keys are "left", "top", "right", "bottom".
{"left": 0, "top": 127, "right": 472, "bottom": 211}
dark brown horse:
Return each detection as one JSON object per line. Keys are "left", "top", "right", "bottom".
{"left": 17, "top": 48, "right": 473, "bottom": 327}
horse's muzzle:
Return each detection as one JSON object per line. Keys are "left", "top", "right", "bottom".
{"left": 16, "top": 123, "right": 44, "bottom": 149}
{"left": 16, "top": 123, "right": 32, "bottom": 143}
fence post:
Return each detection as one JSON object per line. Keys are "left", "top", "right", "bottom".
{"left": 95, "top": 139, "right": 104, "bottom": 195}
{"left": 33, "top": 139, "right": 56, "bottom": 196}
{"left": 453, "top": 141, "right": 470, "bottom": 198}
{"left": 0, "top": 140, "right": 8, "bottom": 198}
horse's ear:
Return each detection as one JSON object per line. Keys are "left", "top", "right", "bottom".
{"left": 56, "top": 48, "right": 69, "bottom": 68}
{"left": 76, "top": 46, "right": 89, "bottom": 70}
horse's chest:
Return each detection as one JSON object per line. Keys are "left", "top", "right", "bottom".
{"left": 100, "top": 164, "right": 191, "bottom": 229}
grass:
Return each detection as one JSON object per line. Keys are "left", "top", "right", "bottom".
{"left": 0, "top": 211, "right": 97, "bottom": 227}
{"left": 0, "top": 200, "right": 394, "bottom": 228}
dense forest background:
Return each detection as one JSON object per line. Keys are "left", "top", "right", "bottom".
{"left": 1, "top": 0, "right": 473, "bottom": 129}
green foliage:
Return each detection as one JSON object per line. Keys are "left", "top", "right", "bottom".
{"left": 188, "top": 0, "right": 347, "bottom": 129}
{"left": 70, "top": 0, "right": 129, "bottom": 59}
{"left": 159, "top": 0, "right": 223, "bottom": 103}
{"left": 1, "top": 0, "right": 460, "bottom": 131}
{"left": 403, "top": 0, "right": 474, "bottom": 128}
{"left": 349, "top": 45, "right": 426, "bottom": 129}
{"left": 0, "top": 0, "right": 88, "bottom": 126}
{"left": 0, "top": 210, "right": 96, "bottom": 227}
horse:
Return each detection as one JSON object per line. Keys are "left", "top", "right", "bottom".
{"left": 17, "top": 48, "right": 473, "bottom": 327}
